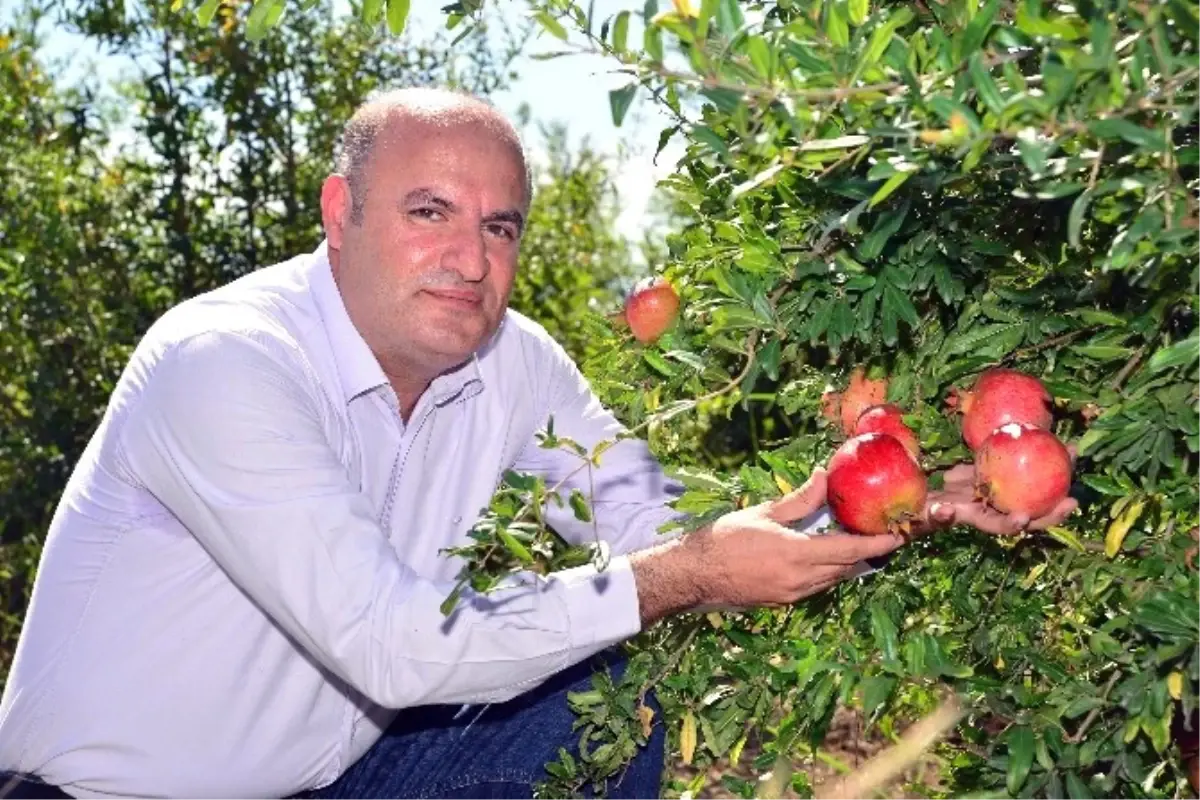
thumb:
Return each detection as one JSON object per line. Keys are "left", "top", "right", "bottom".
{"left": 764, "top": 468, "right": 828, "bottom": 524}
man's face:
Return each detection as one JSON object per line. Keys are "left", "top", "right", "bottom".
{"left": 324, "top": 116, "right": 527, "bottom": 380}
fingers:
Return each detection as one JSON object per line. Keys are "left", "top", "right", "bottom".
{"left": 942, "top": 500, "right": 1029, "bottom": 536}
{"left": 1029, "top": 497, "right": 1079, "bottom": 530}
{"left": 763, "top": 469, "right": 828, "bottom": 524}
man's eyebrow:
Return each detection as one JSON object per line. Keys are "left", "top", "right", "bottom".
{"left": 483, "top": 209, "right": 525, "bottom": 232}
{"left": 401, "top": 188, "right": 455, "bottom": 211}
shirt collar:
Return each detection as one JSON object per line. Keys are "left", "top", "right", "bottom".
{"left": 306, "top": 240, "right": 486, "bottom": 407}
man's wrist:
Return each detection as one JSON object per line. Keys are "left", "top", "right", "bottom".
{"left": 629, "top": 533, "right": 707, "bottom": 627}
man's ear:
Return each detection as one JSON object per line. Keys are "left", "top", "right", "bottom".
{"left": 321, "top": 174, "right": 351, "bottom": 250}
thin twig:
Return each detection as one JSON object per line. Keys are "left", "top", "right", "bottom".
{"left": 1110, "top": 344, "right": 1147, "bottom": 391}
{"left": 1088, "top": 143, "right": 1105, "bottom": 191}
{"left": 1070, "top": 671, "right": 1121, "bottom": 743}
{"left": 1004, "top": 327, "right": 1097, "bottom": 364}
{"left": 638, "top": 622, "right": 701, "bottom": 705}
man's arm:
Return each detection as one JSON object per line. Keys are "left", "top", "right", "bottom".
{"left": 119, "top": 329, "right": 647, "bottom": 710}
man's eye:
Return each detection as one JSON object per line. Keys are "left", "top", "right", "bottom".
{"left": 487, "top": 224, "right": 515, "bottom": 241}
{"left": 411, "top": 208, "right": 445, "bottom": 221}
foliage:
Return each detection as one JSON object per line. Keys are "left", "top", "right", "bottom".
{"left": 530, "top": 0, "right": 1200, "bottom": 796}
{"left": 229, "top": 0, "right": 1200, "bottom": 797}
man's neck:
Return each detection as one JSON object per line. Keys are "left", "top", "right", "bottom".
{"left": 387, "top": 375, "right": 427, "bottom": 423}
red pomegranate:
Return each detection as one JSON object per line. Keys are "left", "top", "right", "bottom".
{"left": 839, "top": 366, "right": 888, "bottom": 436}
{"left": 975, "top": 423, "right": 1072, "bottom": 519}
{"left": 624, "top": 277, "right": 680, "bottom": 344}
{"left": 959, "top": 368, "right": 1053, "bottom": 451}
{"left": 855, "top": 403, "right": 920, "bottom": 457}
{"left": 828, "top": 433, "right": 928, "bottom": 536}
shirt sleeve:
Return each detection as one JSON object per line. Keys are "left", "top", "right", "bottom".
{"left": 119, "top": 329, "right": 644, "bottom": 709}
{"left": 511, "top": 334, "right": 686, "bottom": 556}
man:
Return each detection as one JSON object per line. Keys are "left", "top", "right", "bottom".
{"left": 0, "top": 87, "right": 1075, "bottom": 799}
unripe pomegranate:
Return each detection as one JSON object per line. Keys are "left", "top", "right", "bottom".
{"left": 623, "top": 277, "right": 680, "bottom": 344}
{"left": 855, "top": 404, "right": 920, "bottom": 457}
{"left": 959, "top": 368, "right": 1053, "bottom": 451}
{"left": 839, "top": 366, "right": 888, "bottom": 436}
{"left": 975, "top": 423, "right": 1072, "bottom": 519}
{"left": 828, "top": 433, "right": 928, "bottom": 536}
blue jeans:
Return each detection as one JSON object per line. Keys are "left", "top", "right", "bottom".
{"left": 302, "top": 650, "right": 665, "bottom": 799}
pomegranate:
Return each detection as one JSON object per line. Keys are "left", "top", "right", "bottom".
{"left": 623, "top": 277, "right": 680, "bottom": 344}
{"left": 975, "top": 423, "right": 1072, "bottom": 519}
{"left": 839, "top": 366, "right": 888, "bottom": 436}
{"left": 959, "top": 368, "right": 1053, "bottom": 451}
{"left": 827, "top": 433, "right": 928, "bottom": 536}
{"left": 855, "top": 404, "right": 920, "bottom": 457}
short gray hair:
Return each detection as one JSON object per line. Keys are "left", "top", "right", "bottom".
{"left": 334, "top": 86, "right": 532, "bottom": 224}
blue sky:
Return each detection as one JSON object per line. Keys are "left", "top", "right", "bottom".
{"left": 2, "top": 0, "right": 687, "bottom": 240}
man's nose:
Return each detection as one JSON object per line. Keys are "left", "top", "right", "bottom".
{"left": 442, "top": 227, "right": 489, "bottom": 282}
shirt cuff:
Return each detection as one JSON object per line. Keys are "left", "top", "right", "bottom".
{"left": 557, "top": 554, "right": 643, "bottom": 655}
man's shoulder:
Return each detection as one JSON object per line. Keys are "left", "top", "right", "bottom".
{"left": 134, "top": 256, "right": 323, "bottom": 382}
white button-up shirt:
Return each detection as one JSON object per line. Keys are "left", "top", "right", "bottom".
{"left": 0, "top": 242, "right": 685, "bottom": 798}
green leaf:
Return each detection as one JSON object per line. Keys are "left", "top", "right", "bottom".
{"left": 1147, "top": 334, "right": 1198, "bottom": 373}
{"left": 746, "top": 35, "right": 772, "bottom": 77}
{"left": 384, "top": 0, "right": 409, "bottom": 34}
{"left": 612, "top": 10, "right": 630, "bottom": 51}
{"left": 1070, "top": 344, "right": 1133, "bottom": 361}
{"left": 535, "top": 10, "right": 568, "bottom": 41}
{"left": 499, "top": 529, "right": 534, "bottom": 564}
{"left": 848, "top": 0, "right": 868, "bottom": 26}
{"left": 959, "top": 0, "right": 999, "bottom": 57}
{"left": 860, "top": 675, "right": 895, "bottom": 717}
{"left": 1088, "top": 118, "right": 1168, "bottom": 152}
{"left": 195, "top": 0, "right": 222, "bottom": 26}
{"left": 968, "top": 52, "right": 1005, "bottom": 114}
{"left": 643, "top": 350, "right": 676, "bottom": 376}
{"left": 692, "top": 126, "right": 729, "bottom": 158}
{"left": 860, "top": 7, "right": 913, "bottom": 67}
{"left": 569, "top": 489, "right": 592, "bottom": 523}
{"left": 1065, "top": 772, "right": 1091, "bottom": 799}
{"left": 1016, "top": 129, "right": 1049, "bottom": 176}
{"left": 1067, "top": 188, "right": 1094, "bottom": 248}
{"left": 609, "top": 83, "right": 637, "bottom": 127}
{"left": 825, "top": 1, "right": 850, "bottom": 47}
{"left": 1045, "top": 526, "right": 1085, "bottom": 552}
{"left": 884, "top": 283, "right": 920, "bottom": 327}
{"left": 869, "top": 600, "right": 900, "bottom": 661}
{"left": 869, "top": 171, "right": 912, "bottom": 208}
{"left": 716, "top": 0, "right": 744, "bottom": 36}
{"left": 858, "top": 199, "right": 910, "bottom": 261}
{"left": 944, "top": 323, "right": 1020, "bottom": 356}
{"left": 246, "top": 0, "right": 286, "bottom": 41}
{"left": 1062, "top": 695, "right": 1104, "bottom": 719}
{"left": 1006, "top": 726, "right": 1035, "bottom": 795}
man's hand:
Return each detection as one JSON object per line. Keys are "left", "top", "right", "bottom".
{"left": 630, "top": 469, "right": 903, "bottom": 627}
{"left": 917, "top": 447, "right": 1079, "bottom": 536}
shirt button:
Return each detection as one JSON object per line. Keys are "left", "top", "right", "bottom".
{"left": 453, "top": 516, "right": 463, "bottom": 524}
